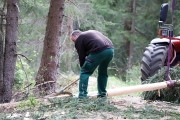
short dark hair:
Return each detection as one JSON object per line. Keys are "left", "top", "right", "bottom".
{"left": 71, "top": 30, "right": 82, "bottom": 36}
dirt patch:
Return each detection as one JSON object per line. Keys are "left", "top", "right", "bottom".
{"left": 109, "top": 96, "right": 180, "bottom": 120}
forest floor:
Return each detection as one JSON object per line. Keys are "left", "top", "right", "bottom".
{"left": 1, "top": 95, "right": 180, "bottom": 120}
{"left": 0, "top": 77, "right": 180, "bottom": 120}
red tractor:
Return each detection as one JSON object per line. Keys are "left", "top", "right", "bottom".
{"left": 141, "top": 3, "right": 180, "bottom": 81}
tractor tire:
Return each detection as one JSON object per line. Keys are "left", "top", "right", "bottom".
{"left": 141, "top": 44, "right": 168, "bottom": 81}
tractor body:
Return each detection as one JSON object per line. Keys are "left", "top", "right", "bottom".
{"left": 141, "top": 3, "right": 180, "bottom": 81}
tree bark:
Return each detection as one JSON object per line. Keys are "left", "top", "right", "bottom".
{"left": 127, "top": 0, "right": 136, "bottom": 70}
{"left": 0, "top": 0, "right": 6, "bottom": 102}
{"left": 35, "top": 0, "right": 65, "bottom": 93}
{"left": 0, "top": 0, "right": 19, "bottom": 103}
{"left": 121, "top": 0, "right": 136, "bottom": 81}
{"left": 0, "top": 13, "right": 4, "bottom": 97}
{"left": 124, "top": 0, "right": 136, "bottom": 70}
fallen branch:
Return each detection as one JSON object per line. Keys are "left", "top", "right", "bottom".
{"left": 0, "top": 98, "right": 45, "bottom": 113}
{"left": 0, "top": 94, "right": 71, "bottom": 113}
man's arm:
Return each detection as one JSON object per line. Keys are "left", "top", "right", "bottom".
{"left": 75, "top": 39, "right": 86, "bottom": 67}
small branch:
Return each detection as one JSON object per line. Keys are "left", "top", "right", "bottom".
{"left": 135, "top": 27, "right": 151, "bottom": 38}
{"left": 14, "top": 2, "right": 20, "bottom": 13}
{"left": 63, "top": 14, "right": 74, "bottom": 21}
{"left": 67, "top": 0, "right": 83, "bottom": 14}
{"left": 35, "top": 81, "right": 55, "bottom": 88}
{"left": 24, "top": 83, "right": 32, "bottom": 89}
{"left": 16, "top": 54, "right": 31, "bottom": 62}
{"left": 0, "top": 94, "right": 71, "bottom": 113}
{"left": 12, "top": 81, "right": 56, "bottom": 100}
{"left": 68, "top": 0, "right": 79, "bottom": 9}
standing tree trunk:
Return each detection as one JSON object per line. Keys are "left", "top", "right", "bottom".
{"left": 0, "top": 8, "right": 5, "bottom": 97}
{"left": 0, "top": 28, "right": 3, "bottom": 97}
{"left": 35, "top": 0, "right": 65, "bottom": 93}
{"left": 127, "top": 0, "right": 136, "bottom": 70}
{"left": 0, "top": 0, "right": 19, "bottom": 103}
{"left": 122, "top": 0, "right": 136, "bottom": 81}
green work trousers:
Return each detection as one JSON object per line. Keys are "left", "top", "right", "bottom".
{"left": 78, "top": 48, "right": 114, "bottom": 98}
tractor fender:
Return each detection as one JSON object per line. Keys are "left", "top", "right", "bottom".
{"left": 150, "top": 38, "right": 172, "bottom": 44}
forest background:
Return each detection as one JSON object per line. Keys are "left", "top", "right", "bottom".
{"left": 0, "top": 0, "right": 180, "bottom": 103}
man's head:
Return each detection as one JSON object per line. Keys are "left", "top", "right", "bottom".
{"left": 71, "top": 30, "right": 82, "bottom": 42}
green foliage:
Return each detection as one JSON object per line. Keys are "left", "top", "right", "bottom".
{"left": 90, "top": 0, "right": 180, "bottom": 79}
{"left": 18, "top": 96, "right": 39, "bottom": 108}
{"left": 142, "top": 66, "right": 180, "bottom": 102}
{"left": 59, "top": 0, "right": 110, "bottom": 73}
{"left": 14, "top": 58, "right": 35, "bottom": 90}
{"left": 126, "top": 65, "right": 141, "bottom": 83}
{"left": 4, "top": 0, "right": 180, "bottom": 93}
{"left": 15, "top": 0, "right": 180, "bottom": 81}
{"left": 172, "top": 1, "right": 180, "bottom": 36}
{"left": 17, "top": 0, "right": 49, "bottom": 78}
{"left": 69, "top": 0, "right": 107, "bottom": 32}
{"left": 91, "top": 0, "right": 154, "bottom": 77}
